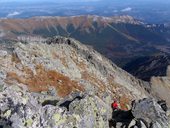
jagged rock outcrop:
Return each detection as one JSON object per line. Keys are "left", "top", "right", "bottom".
{"left": 132, "top": 98, "right": 170, "bottom": 128}
{"left": 0, "top": 85, "right": 111, "bottom": 128}
{"left": 0, "top": 36, "right": 167, "bottom": 128}
{"left": 1, "top": 84, "right": 169, "bottom": 128}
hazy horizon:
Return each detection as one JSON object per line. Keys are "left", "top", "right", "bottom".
{"left": 0, "top": 0, "right": 168, "bottom": 3}
{"left": 0, "top": 0, "right": 170, "bottom": 23}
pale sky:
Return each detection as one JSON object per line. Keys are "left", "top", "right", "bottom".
{"left": 0, "top": 0, "right": 102, "bottom": 2}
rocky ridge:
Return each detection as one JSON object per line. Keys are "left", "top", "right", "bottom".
{"left": 0, "top": 15, "right": 142, "bottom": 39}
{"left": 0, "top": 36, "right": 169, "bottom": 128}
{"left": 1, "top": 36, "right": 149, "bottom": 103}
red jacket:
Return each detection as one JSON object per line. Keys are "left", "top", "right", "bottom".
{"left": 112, "top": 102, "right": 118, "bottom": 109}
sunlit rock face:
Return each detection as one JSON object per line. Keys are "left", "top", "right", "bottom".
{"left": 0, "top": 36, "right": 149, "bottom": 102}
{"left": 0, "top": 36, "right": 168, "bottom": 128}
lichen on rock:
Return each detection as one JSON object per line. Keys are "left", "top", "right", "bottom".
{"left": 0, "top": 36, "right": 169, "bottom": 128}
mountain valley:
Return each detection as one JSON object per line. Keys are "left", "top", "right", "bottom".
{"left": 1, "top": 0, "right": 170, "bottom": 127}
{"left": 1, "top": 15, "right": 170, "bottom": 80}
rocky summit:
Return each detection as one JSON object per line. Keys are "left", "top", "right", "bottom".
{"left": 0, "top": 36, "right": 169, "bottom": 128}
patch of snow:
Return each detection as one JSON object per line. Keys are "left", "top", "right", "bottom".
{"left": 121, "top": 7, "right": 132, "bottom": 12}
{"left": 7, "top": 11, "right": 21, "bottom": 18}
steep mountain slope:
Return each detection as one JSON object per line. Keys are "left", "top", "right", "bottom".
{"left": 0, "top": 36, "right": 149, "bottom": 104}
{"left": 0, "top": 36, "right": 169, "bottom": 128}
{"left": 0, "top": 15, "right": 170, "bottom": 66}
{"left": 123, "top": 54, "right": 170, "bottom": 81}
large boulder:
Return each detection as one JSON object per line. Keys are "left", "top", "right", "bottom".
{"left": 132, "top": 98, "right": 170, "bottom": 128}
{"left": 69, "top": 95, "right": 111, "bottom": 128}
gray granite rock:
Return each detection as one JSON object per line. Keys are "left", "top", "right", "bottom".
{"left": 0, "top": 36, "right": 168, "bottom": 128}
{"left": 132, "top": 98, "right": 170, "bottom": 128}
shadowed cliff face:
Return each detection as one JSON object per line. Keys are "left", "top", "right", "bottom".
{"left": 123, "top": 55, "right": 170, "bottom": 81}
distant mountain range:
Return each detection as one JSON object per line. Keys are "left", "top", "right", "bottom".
{"left": 1, "top": 16, "right": 170, "bottom": 59}
{"left": 1, "top": 15, "right": 170, "bottom": 80}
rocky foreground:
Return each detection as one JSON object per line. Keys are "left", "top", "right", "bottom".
{"left": 0, "top": 36, "right": 169, "bottom": 128}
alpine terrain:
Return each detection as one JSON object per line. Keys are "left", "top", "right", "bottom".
{"left": 0, "top": 36, "right": 169, "bottom": 128}
{"left": 1, "top": 15, "right": 170, "bottom": 67}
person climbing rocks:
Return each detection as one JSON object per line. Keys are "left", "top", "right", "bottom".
{"left": 109, "top": 100, "right": 135, "bottom": 128}
{"left": 112, "top": 100, "right": 119, "bottom": 111}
